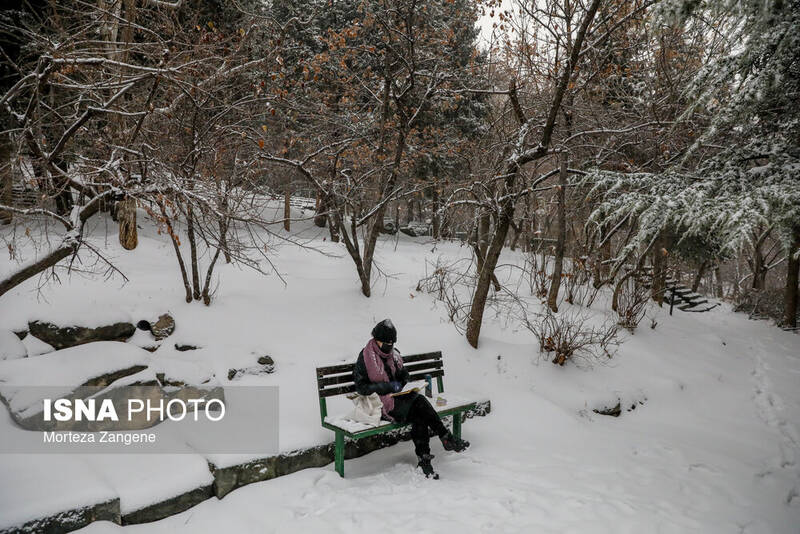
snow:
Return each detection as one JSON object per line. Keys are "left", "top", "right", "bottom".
{"left": 0, "top": 341, "right": 151, "bottom": 418}
{"left": 25, "top": 304, "right": 134, "bottom": 330}
{"left": 21, "top": 332, "right": 55, "bottom": 357}
{"left": 325, "top": 393, "right": 481, "bottom": 434}
{"left": 0, "top": 341, "right": 149, "bottom": 388}
{"left": 83, "top": 454, "right": 214, "bottom": 515}
{"left": 0, "top": 329, "right": 26, "bottom": 361}
{"left": 0, "top": 439, "right": 118, "bottom": 531}
{"left": 0, "top": 203, "right": 798, "bottom": 532}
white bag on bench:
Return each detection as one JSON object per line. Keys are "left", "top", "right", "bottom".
{"left": 348, "top": 393, "right": 382, "bottom": 426}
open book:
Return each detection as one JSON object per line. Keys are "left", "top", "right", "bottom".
{"left": 390, "top": 380, "right": 428, "bottom": 397}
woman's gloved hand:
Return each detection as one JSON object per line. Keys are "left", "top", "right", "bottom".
{"left": 389, "top": 381, "right": 402, "bottom": 393}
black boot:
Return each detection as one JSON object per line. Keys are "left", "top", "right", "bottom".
{"left": 441, "top": 432, "right": 470, "bottom": 452}
{"left": 417, "top": 453, "right": 439, "bottom": 479}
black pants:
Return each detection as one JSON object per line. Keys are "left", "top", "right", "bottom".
{"left": 392, "top": 395, "right": 448, "bottom": 457}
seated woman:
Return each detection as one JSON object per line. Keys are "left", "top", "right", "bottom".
{"left": 353, "top": 319, "right": 469, "bottom": 479}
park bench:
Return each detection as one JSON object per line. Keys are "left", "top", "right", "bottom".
{"left": 316, "top": 350, "right": 485, "bottom": 477}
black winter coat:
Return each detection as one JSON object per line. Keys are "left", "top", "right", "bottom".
{"left": 353, "top": 349, "right": 418, "bottom": 422}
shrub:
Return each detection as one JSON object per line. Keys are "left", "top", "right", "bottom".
{"left": 523, "top": 309, "right": 620, "bottom": 366}
{"left": 416, "top": 256, "right": 475, "bottom": 329}
{"left": 613, "top": 271, "right": 651, "bottom": 331}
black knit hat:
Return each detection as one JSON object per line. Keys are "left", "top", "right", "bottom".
{"left": 371, "top": 319, "right": 397, "bottom": 343}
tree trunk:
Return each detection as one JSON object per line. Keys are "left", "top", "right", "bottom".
{"left": 691, "top": 260, "right": 708, "bottom": 293}
{"left": 360, "top": 132, "right": 408, "bottom": 295}
{"left": 547, "top": 155, "right": 567, "bottom": 313}
{"left": 0, "top": 133, "right": 13, "bottom": 225}
{"left": 314, "top": 195, "right": 327, "bottom": 228}
{"left": 651, "top": 233, "right": 666, "bottom": 305}
{"left": 0, "top": 243, "right": 76, "bottom": 298}
{"left": 335, "top": 211, "right": 371, "bottom": 297}
{"left": 202, "top": 246, "right": 222, "bottom": 305}
{"left": 51, "top": 159, "right": 74, "bottom": 216}
{"left": 117, "top": 196, "right": 138, "bottom": 250}
{"left": 751, "top": 233, "right": 767, "bottom": 289}
{"left": 159, "top": 201, "right": 192, "bottom": 302}
{"left": 406, "top": 198, "right": 414, "bottom": 224}
{"left": 597, "top": 225, "right": 611, "bottom": 284}
{"left": 475, "top": 208, "right": 501, "bottom": 291}
{"left": 527, "top": 197, "right": 536, "bottom": 253}
{"left": 612, "top": 269, "right": 635, "bottom": 313}
{"left": 466, "top": 210, "right": 512, "bottom": 348}
{"left": 284, "top": 188, "right": 291, "bottom": 232}
{"left": 782, "top": 229, "right": 800, "bottom": 328}
{"left": 327, "top": 213, "right": 340, "bottom": 242}
{"left": 186, "top": 205, "right": 201, "bottom": 300}
{"left": 510, "top": 222, "right": 520, "bottom": 251}
{"left": 431, "top": 187, "right": 440, "bottom": 239}
{"left": 219, "top": 216, "right": 231, "bottom": 264}
{"left": 714, "top": 265, "right": 724, "bottom": 298}
{"left": 478, "top": 209, "right": 490, "bottom": 258}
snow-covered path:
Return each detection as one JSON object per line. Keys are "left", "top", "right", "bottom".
{"left": 751, "top": 333, "right": 800, "bottom": 510}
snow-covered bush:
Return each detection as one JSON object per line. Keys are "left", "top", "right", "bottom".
{"left": 415, "top": 257, "right": 475, "bottom": 329}
{"left": 613, "top": 272, "right": 651, "bottom": 332}
{"left": 523, "top": 252, "right": 549, "bottom": 299}
{"left": 563, "top": 258, "right": 593, "bottom": 306}
{"left": 523, "top": 309, "right": 620, "bottom": 366}
{"left": 735, "top": 288, "right": 789, "bottom": 323}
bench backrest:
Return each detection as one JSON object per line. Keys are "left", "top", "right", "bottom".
{"left": 315, "top": 351, "right": 445, "bottom": 422}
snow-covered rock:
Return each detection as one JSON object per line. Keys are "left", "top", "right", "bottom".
{"left": 28, "top": 320, "right": 136, "bottom": 350}
{"left": 0, "top": 329, "right": 27, "bottom": 361}
{"left": 20, "top": 333, "right": 55, "bottom": 357}
{"left": 0, "top": 341, "right": 151, "bottom": 424}
{"left": 149, "top": 314, "right": 175, "bottom": 341}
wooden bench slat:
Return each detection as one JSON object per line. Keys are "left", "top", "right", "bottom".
{"left": 317, "top": 352, "right": 443, "bottom": 378}
{"left": 398, "top": 351, "right": 442, "bottom": 363}
{"left": 318, "top": 374, "right": 356, "bottom": 388}
{"left": 318, "top": 369, "right": 445, "bottom": 398}
{"left": 317, "top": 363, "right": 355, "bottom": 376}
{"left": 406, "top": 369, "right": 444, "bottom": 382}
{"left": 319, "top": 384, "right": 358, "bottom": 398}
{"left": 317, "top": 360, "right": 443, "bottom": 389}
{"left": 402, "top": 360, "right": 443, "bottom": 373}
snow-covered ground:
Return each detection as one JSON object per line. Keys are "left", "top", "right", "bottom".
{"left": 1, "top": 204, "right": 799, "bottom": 533}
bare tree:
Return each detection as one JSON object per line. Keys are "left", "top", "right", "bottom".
{"left": 459, "top": 0, "right": 603, "bottom": 348}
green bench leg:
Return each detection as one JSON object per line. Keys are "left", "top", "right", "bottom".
{"left": 453, "top": 413, "right": 462, "bottom": 440}
{"left": 334, "top": 430, "right": 345, "bottom": 477}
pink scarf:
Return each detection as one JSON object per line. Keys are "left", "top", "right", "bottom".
{"left": 362, "top": 338, "right": 403, "bottom": 420}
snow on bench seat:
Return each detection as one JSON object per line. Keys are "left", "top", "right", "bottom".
{"left": 324, "top": 394, "right": 481, "bottom": 436}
